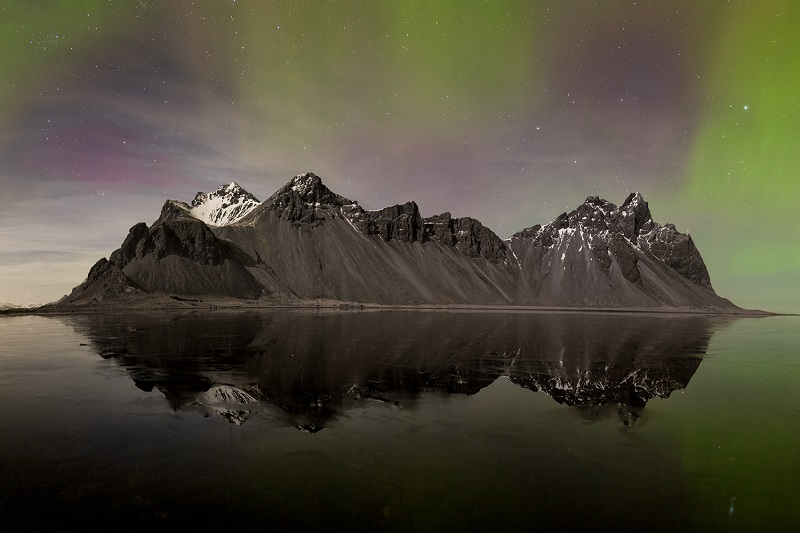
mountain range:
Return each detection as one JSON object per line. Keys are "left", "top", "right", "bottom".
{"left": 51, "top": 172, "right": 738, "bottom": 310}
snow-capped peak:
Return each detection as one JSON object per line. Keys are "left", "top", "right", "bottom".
{"left": 290, "top": 173, "right": 317, "bottom": 195}
{"left": 188, "top": 181, "right": 261, "bottom": 226}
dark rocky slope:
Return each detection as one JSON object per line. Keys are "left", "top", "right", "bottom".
{"left": 54, "top": 172, "right": 738, "bottom": 310}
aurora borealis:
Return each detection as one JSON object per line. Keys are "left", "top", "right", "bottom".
{"left": 1, "top": 1, "right": 798, "bottom": 312}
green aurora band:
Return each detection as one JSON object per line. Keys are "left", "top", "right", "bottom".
{"left": 688, "top": 1, "right": 800, "bottom": 310}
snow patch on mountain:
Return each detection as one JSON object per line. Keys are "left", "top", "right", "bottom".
{"left": 289, "top": 173, "right": 317, "bottom": 195}
{"left": 188, "top": 181, "right": 261, "bottom": 226}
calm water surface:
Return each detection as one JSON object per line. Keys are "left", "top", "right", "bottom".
{"left": 0, "top": 310, "right": 797, "bottom": 531}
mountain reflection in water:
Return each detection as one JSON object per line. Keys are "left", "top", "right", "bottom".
{"left": 62, "top": 310, "right": 718, "bottom": 429}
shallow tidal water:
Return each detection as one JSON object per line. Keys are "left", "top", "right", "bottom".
{"left": 0, "top": 310, "right": 798, "bottom": 531}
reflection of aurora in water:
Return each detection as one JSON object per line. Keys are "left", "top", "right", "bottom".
{"left": 64, "top": 310, "right": 715, "bottom": 428}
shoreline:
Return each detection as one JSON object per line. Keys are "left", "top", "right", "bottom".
{"left": 2, "top": 297, "right": 782, "bottom": 317}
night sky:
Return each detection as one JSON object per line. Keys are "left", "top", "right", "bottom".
{"left": 2, "top": 1, "right": 798, "bottom": 312}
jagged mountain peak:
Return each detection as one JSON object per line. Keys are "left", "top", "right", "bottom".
{"left": 546, "top": 192, "right": 654, "bottom": 239}
{"left": 511, "top": 192, "right": 657, "bottom": 243}
{"left": 156, "top": 181, "right": 262, "bottom": 227}
{"left": 270, "top": 172, "right": 352, "bottom": 204}
{"left": 619, "top": 191, "right": 651, "bottom": 217}
{"left": 621, "top": 191, "right": 646, "bottom": 206}
{"left": 191, "top": 181, "right": 253, "bottom": 208}
{"left": 289, "top": 172, "right": 321, "bottom": 194}
{"left": 616, "top": 191, "right": 654, "bottom": 239}
{"left": 264, "top": 172, "right": 357, "bottom": 224}
{"left": 582, "top": 195, "right": 616, "bottom": 209}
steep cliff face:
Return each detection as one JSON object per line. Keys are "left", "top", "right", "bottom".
{"left": 639, "top": 223, "right": 712, "bottom": 289}
{"left": 422, "top": 212, "right": 508, "bottom": 262}
{"left": 55, "top": 172, "right": 738, "bottom": 310}
{"left": 354, "top": 202, "right": 426, "bottom": 243}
